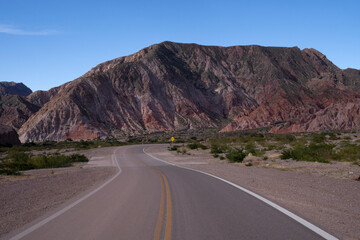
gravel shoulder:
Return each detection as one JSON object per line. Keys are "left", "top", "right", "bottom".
{"left": 0, "top": 147, "right": 118, "bottom": 238}
{"left": 146, "top": 145, "right": 360, "bottom": 240}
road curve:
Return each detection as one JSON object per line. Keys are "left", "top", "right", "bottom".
{"left": 8, "top": 145, "right": 335, "bottom": 240}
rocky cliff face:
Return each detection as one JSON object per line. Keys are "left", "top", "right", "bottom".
{"left": 17, "top": 42, "right": 360, "bottom": 142}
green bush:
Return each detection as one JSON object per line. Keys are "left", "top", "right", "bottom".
{"left": 245, "top": 162, "right": 253, "bottom": 167}
{"left": 280, "top": 143, "right": 335, "bottom": 163}
{"left": 328, "top": 133, "right": 339, "bottom": 140}
{"left": 1, "top": 152, "right": 89, "bottom": 174}
{"left": 210, "top": 144, "right": 228, "bottom": 154}
{"left": 311, "top": 133, "right": 326, "bottom": 143}
{"left": 69, "top": 154, "right": 88, "bottom": 162}
{"left": 187, "top": 142, "right": 208, "bottom": 150}
{"left": 226, "top": 148, "right": 247, "bottom": 163}
{"left": 168, "top": 145, "right": 179, "bottom": 151}
{"left": 3, "top": 151, "right": 32, "bottom": 171}
{"left": 245, "top": 143, "right": 256, "bottom": 155}
{"left": 274, "top": 134, "right": 296, "bottom": 144}
{"left": 336, "top": 143, "right": 360, "bottom": 162}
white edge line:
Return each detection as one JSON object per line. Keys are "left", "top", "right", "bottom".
{"left": 9, "top": 148, "right": 122, "bottom": 240}
{"left": 143, "top": 147, "right": 338, "bottom": 240}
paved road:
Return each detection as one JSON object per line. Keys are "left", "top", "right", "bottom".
{"left": 9, "top": 145, "right": 334, "bottom": 240}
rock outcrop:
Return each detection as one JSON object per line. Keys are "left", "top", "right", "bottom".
{"left": 0, "top": 124, "right": 21, "bottom": 146}
{"left": 16, "top": 42, "right": 360, "bottom": 142}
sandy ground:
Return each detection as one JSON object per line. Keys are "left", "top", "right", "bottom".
{"left": 0, "top": 147, "right": 118, "bottom": 238}
{"left": 146, "top": 145, "right": 360, "bottom": 240}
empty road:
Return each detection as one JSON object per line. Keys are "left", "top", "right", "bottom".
{"left": 8, "top": 145, "right": 336, "bottom": 240}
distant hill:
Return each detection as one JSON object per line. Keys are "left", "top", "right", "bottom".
{"left": 8, "top": 41, "right": 360, "bottom": 142}
{"left": 0, "top": 82, "right": 59, "bottom": 130}
{"left": 0, "top": 81, "right": 32, "bottom": 96}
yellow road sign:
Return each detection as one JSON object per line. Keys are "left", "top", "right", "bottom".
{"left": 170, "top": 137, "right": 175, "bottom": 142}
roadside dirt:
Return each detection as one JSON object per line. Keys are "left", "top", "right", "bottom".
{"left": 0, "top": 147, "right": 118, "bottom": 238}
{"left": 146, "top": 145, "right": 360, "bottom": 240}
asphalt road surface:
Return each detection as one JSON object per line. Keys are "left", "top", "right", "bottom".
{"left": 8, "top": 145, "right": 336, "bottom": 240}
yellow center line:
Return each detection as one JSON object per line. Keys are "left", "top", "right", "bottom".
{"left": 131, "top": 152, "right": 173, "bottom": 240}
{"left": 162, "top": 173, "right": 173, "bottom": 240}
{"left": 153, "top": 173, "right": 165, "bottom": 240}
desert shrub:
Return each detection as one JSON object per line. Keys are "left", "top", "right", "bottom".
{"left": 69, "top": 154, "right": 88, "bottom": 162}
{"left": 187, "top": 142, "right": 208, "bottom": 150}
{"left": 265, "top": 144, "right": 277, "bottom": 151}
{"left": 245, "top": 162, "right": 253, "bottom": 167}
{"left": 3, "top": 151, "right": 32, "bottom": 171}
{"left": 274, "top": 134, "right": 296, "bottom": 144}
{"left": 213, "top": 154, "right": 219, "bottom": 158}
{"left": 311, "top": 133, "right": 326, "bottom": 143}
{"left": 210, "top": 144, "right": 228, "bottom": 154}
{"left": 263, "top": 156, "right": 268, "bottom": 160}
{"left": 219, "top": 156, "right": 225, "bottom": 160}
{"left": 327, "top": 133, "right": 339, "bottom": 140}
{"left": 336, "top": 143, "right": 360, "bottom": 162}
{"left": 280, "top": 149, "right": 294, "bottom": 160}
{"left": 280, "top": 143, "right": 336, "bottom": 163}
{"left": 168, "top": 145, "right": 179, "bottom": 151}
{"left": 245, "top": 143, "right": 256, "bottom": 155}
{"left": 1, "top": 152, "right": 89, "bottom": 174}
{"left": 226, "top": 148, "right": 247, "bottom": 163}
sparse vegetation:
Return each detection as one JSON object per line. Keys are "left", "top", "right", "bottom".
{"left": 186, "top": 142, "right": 208, "bottom": 150}
{"left": 168, "top": 145, "right": 180, "bottom": 151}
{"left": 0, "top": 151, "right": 88, "bottom": 175}
{"left": 245, "top": 162, "right": 253, "bottom": 167}
{"left": 226, "top": 148, "right": 247, "bottom": 163}
{"left": 210, "top": 144, "right": 228, "bottom": 154}
{"left": 176, "top": 130, "right": 360, "bottom": 166}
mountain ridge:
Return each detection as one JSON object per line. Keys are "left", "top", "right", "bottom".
{"left": 9, "top": 41, "right": 360, "bottom": 142}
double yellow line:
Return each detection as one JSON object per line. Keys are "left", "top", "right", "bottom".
{"left": 132, "top": 152, "right": 173, "bottom": 240}
{"left": 153, "top": 169, "right": 172, "bottom": 240}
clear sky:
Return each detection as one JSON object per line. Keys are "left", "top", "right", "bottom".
{"left": 1, "top": 0, "right": 359, "bottom": 91}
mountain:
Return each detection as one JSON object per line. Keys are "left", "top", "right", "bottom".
{"left": 0, "top": 82, "right": 59, "bottom": 130}
{"left": 17, "top": 41, "right": 360, "bottom": 142}
{"left": 0, "top": 82, "right": 37, "bottom": 130}
{"left": 0, "top": 82, "right": 32, "bottom": 96}
{"left": 0, "top": 94, "right": 40, "bottom": 130}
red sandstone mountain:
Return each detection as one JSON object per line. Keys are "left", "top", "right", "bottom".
{"left": 16, "top": 42, "right": 360, "bottom": 142}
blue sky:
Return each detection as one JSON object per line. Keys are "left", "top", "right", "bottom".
{"left": 1, "top": 0, "right": 359, "bottom": 91}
